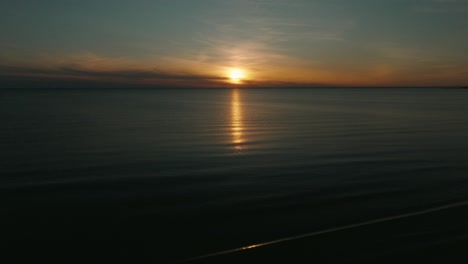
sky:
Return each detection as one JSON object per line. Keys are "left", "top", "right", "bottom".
{"left": 1, "top": 0, "right": 467, "bottom": 88}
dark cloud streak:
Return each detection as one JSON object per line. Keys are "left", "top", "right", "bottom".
{"left": 58, "top": 66, "right": 227, "bottom": 81}
{"left": 0, "top": 65, "right": 229, "bottom": 88}
{"left": 0, "top": 65, "right": 340, "bottom": 88}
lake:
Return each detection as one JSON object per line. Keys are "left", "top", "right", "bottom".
{"left": 1, "top": 88, "right": 468, "bottom": 263}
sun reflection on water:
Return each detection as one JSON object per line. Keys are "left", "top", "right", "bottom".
{"left": 231, "top": 89, "right": 244, "bottom": 152}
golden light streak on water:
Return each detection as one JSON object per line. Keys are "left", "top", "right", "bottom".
{"left": 231, "top": 89, "right": 244, "bottom": 152}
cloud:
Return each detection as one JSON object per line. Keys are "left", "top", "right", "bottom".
{"left": 188, "top": 0, "right": 355, "bottom": 73}
{"left": 0, "top": 64, "right": 231, "bottom": 88}
{"left": 0, "top": 64, "right": 225, "bottom": 80}
{"left": 58, "top": 66, "right": 226, "bottom": 81}
{"left": 0, "top": 64, "right": 341, "bottom": 88}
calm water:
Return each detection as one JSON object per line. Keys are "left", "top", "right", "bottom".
{"left": 1, "top": 88, "right": 468, "bottom": 262}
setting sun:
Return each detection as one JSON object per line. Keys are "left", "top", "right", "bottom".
{"left": 229, "top": 68, "right": 245, "bottom": 83}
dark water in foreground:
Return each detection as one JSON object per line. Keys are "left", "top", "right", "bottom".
{"left": 1, "top": 88, "right": 468, "bottom": 262}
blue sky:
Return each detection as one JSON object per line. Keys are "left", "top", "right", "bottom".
{"left": 1, "top": 0, "right": 467, "bottom": 87}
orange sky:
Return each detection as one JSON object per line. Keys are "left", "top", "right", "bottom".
{"left": 1, "top": 1, "right": 467, "bottom": 88}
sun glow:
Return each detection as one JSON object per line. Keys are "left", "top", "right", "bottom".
{"left": 228, "top": 68, "right": 245, "bottom": 83}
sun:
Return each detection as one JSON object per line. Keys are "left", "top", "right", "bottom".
{"left": 228, "top": 68, "right": 245, "bottom": 83}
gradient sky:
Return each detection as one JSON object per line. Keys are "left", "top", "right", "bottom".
{"left": 1, "top": 0, "right": 467, "bottom": 87}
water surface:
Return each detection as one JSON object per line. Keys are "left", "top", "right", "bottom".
{"left": 1, "top": 88, "right": 468, "bottom": 262}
